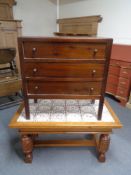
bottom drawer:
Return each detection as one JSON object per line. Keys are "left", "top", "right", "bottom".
{"left": 27, "top": 81, "right": 102, "bottom": 96}
{"left": 116, "top": 87, "right": 129, "bottom": 98}
{"left": 106, "top": 84, "right": 117, "bottom": 95}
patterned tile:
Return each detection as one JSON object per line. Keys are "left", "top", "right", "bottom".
{"left": 66, "top": 100, "right": 78, "bottom": 106}
{"left": 78, "top": 100, "right": 92, "bottom": 106}
{"left": 17, "top": 99, "right": 115, "bottom": 123}
{"left": 66, "top": 105, "right": 80, "bottom": 113}
{"left": 52, "top": 100, "right": 65, "bottom": 106}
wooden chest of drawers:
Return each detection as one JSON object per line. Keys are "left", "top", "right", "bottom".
{"left": 106, "top": 59, "right": 131, "bottom": 105}
{"left": 18, "top": 37, "right": 113, "bottom": 119}
{"left": 106, "top": 44, "right": 131, "bottom": 105}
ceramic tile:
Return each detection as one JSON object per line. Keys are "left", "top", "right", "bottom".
{"left": 52, "top": 100, "right": 65, "bottom": 106}
{"left": 66, "top": 105, "right": 80, "bottom": 113}
{"left": 17, "top": 99, "right": 115, "bottom": 123}
{"left": 78, "top": 100, "right": 92, "bottom": 106}
{"left": 66, "top": 100, "right": 78, "bottom": 106}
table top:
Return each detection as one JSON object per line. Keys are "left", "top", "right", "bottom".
{"left": 9, "top": 100, "right": 122, "bottom": 133}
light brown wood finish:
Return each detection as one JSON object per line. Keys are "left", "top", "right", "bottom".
{"left": 9, "top": 100, "right": 122, "bottom": 131}
{"left": 0, "top": 0, "right": 16, "bottom": 20}
{"left": 0, "top": 20, "right": 22, "bottom": 73}
{"left": 9, "top": 100, "right": 122, "bottom": 163}
{"left": 56, "top": 15, "right": 102, "bottom": 36}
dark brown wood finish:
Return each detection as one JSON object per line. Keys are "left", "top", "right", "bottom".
{"left": 18, "top": 37, "right": 113, "bottom": 120}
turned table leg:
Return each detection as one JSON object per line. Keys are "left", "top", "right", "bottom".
{"left": 21, "top": 134, "right": 33, "bottom": 163}
{"left": 98, "top": 134, "right": 110, "bottom": 162}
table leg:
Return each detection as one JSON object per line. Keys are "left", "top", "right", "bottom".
{"left": 98, "top": 134, "right": 110, "bottom": 162}
{"left": 21, "top": 134, "right": 33, "bottom": 163}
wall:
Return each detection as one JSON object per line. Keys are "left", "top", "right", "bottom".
{"left": 13, "top": 0, "right": 57, "bottom": 36}
{"left": 59, "top": 0, "right": 131, "bottom": 44}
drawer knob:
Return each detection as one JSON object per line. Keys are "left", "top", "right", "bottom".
{"left": 120, "top": 91, "right": 124, "bottom": 94}
{"left": 32, "top": 48, "right": 37, "bottom": 58}
{"left": 32, "top": 47, "right": 37, "bottom": 52}
{"left": 90, "top": 87, "right": 94, "bottom": 94}
{"left": 120, "top": 82, "right": 126, "bottom": 85}
{"left": 94, "top": 48, "right": 98, "bottom": 53}
{"left": 92, "top": 70, "right": 96, "bottom": 76}
{"left": 122, "top": 71, "right": 128, "bottom": 74}
{"left": 33, "top": 68, "right": 37, "bottom": 73}
{"left": 35, "top": 86, "right": 39, "bottom": 90}
{"left": 93, "top": 48, "right": 98, "bottom": 57}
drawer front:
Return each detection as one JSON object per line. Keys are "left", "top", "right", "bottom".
{"left": 110, "top": 59, "right": 131, "bottom": 68}
{"left": 107, "top": 74, "right": 119, "bottom": 85}
{"left": 0, "top": 21, "right": 17, "bottom": 30}
{"left": 120, "top": 68, "right": 131, "bottom": 78}
{"left": 106, "top": 84, "right": 117, "bottom": 95}
{"left": 118, "top": 77, "right": 130, "bottom": 88}
{"left": 116, "top": 87, "right": 129, "bottom": 98}
{"left": 108, "top": 65, "right": 120, "bottom": 76}
{"left": 23, "top": 42, "right": 106, "bottom": 59}
{"left": 24, "top": 63, "right": 104, "bottom": 78}
{"left": 27, "top": 81, "right": 102, "bottom": 95}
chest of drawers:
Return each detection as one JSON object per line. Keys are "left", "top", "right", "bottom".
{"left": 106, "top": 59, "right": 131, "bottom": 105}
{"left": 18, "top": 37, "right": 112, "bottom": 120}
{"left": 106, "top": 44, "right": 131, "bottom": 105}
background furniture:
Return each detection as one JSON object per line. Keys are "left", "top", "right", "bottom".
{"left": 126, "top": 92, "right": 131, "bottom": 108}
{"left": 0, "top": 0, "right": 16, "bottom": 20}
{"left": 106, "top": 44, "right": 131, "bottom": 105}
{"left": 0, "top": 0, "right": 22, "bottom": 74}
{"left": 55, "top": 15, "right": 102, "bottom": 36}
{"left": 0, "top": 48, "right": 22, "bottom": 108}
{"left": 18, "top": 37, "right": 112, "bottom": 120}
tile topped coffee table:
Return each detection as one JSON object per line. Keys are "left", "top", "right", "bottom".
{"left": 9, "top": 100, "right": 122, "bottom": 163}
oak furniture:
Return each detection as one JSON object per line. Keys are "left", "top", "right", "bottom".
{"left": 55, "top": 15, "right": 102, "bottom": 36}
{"left": 0, "top": 0, "right": 16, "bottom": 20}
{"left": 18, "top": 37, "right": 113, "bottom": 120}
{"left": 0, "top": 48, "right": 22, "bottom": 108}
{"left": 0, "top": 20, "right": 22, "bottom": 73}
{"left": 9, "top": 100, "right": 122, "bottom": 163}
{"left": 106, "top": 44, "right": 131, "bottom": 105}
{"left": 0, "top": 0, "right": 22, "bottom": 74}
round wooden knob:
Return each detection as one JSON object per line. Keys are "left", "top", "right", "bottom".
{"left": 94, "top": 48, "right": 98, "bottom": 53}
{"left": 35, "top": 86, "right": 39, "bottom": 90}
{"left": 32, "top": 47, "right": 37, "bottom": 52}
{"left": 33, "top": 68, "right": 37, "bottom": 73}
{"left": 90, "top": 87, "right": 94, "bottom": 91}
{"left": 90, "top": 88, "right": 94, "bottom": 94}
{"left": 92, "top": 70, "right": 96, "bottom": 76}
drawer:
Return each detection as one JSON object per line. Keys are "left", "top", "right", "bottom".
{"left": 106, "top": 84, "right": 117, "bottom": 95}
{"left": 120, "top": 68, "right": 131, "bottom": 79}
{"left": 118, "top": 77, "right": 130, "bottom": 88}
{"left": 24, "top": 63, "right": 104, "bottom": 78}
{"left": 116, "top": 87, "right": 129, "bottom": 98}
{"left": 110, "top": 59, "right": 131, "bottom": 68}
{"left": 108, "top": 65, "right": 120, "bottom": 76}
{"left": 27, "top": 81, "right": 102, "bottom": 95}
{"left": 23, "top": 42, "right": 106, "bottom": 59}
{"left": 107, "top": 74, "right": 119, "bottom": 85}
{"left": 0, "top": 21, "right": 17, "bottom": 30}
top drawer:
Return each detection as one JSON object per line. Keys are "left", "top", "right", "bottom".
{"left": 23, "top": 42, "right": 106, "bottom": 60}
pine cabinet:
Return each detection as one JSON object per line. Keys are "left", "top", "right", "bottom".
{"left": 0, "top": 20, "right": 22, "bottom": 73}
